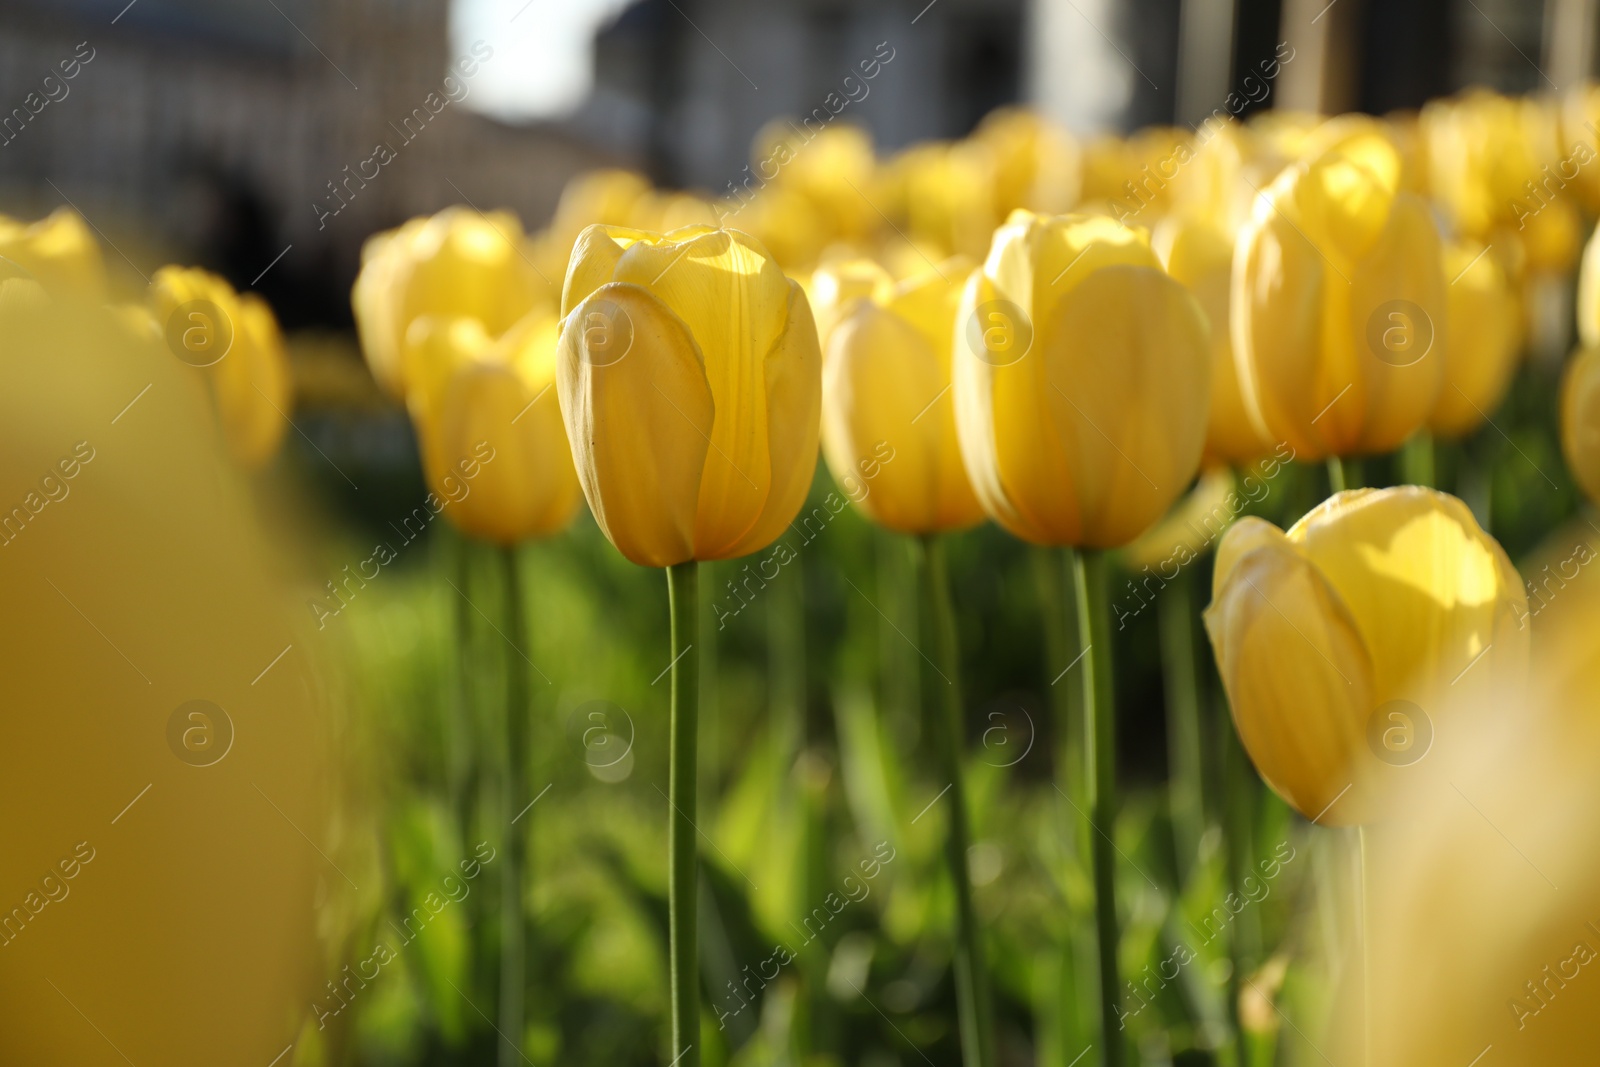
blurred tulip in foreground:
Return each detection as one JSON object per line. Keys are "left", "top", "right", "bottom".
{"left": 1204, "top": 486, "right": 1527, "bottom": 825}
{"left": 557, "top": 224, "right": 822, "bottom": 567}
{"left": 148, "top": 265, "right": 292, "bottom": 468}
{"left": 1233, "top": 118, "right": 1447, "bottom": 460}
{"left": 0, "top": 207, "right": 107, "bottom": 300}
{"left": 821, "top": 258, "right": 982, "bottom": 534}
{"left": 953, "top": 210, "right": 1210, "bottom": 548}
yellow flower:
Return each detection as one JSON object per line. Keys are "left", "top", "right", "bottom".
{"left": 1233, "top": 117, "right": 1447, "bottom": 460}
{"left": 1204, "top": 487, "right": 1527, "bottom": 825}
{"left": 970, "top": 107, "right": 1081, "bottom": 217}
{"left": 1430, "top": 242, "right": 1521, "bottom": 438}
{"left": 1153, "top": 213, "right": 1273, "bottom": 465}
{"left": 0, "top": 208, "right": 107, "bottom": 300}
{"left": 410, "top": 307, "right": 582, "bottom": 544}
{"left": 1561, "top": 344, "right": 1600, "bottom": 505}
{"left": 1573, "top": 217, "right": 1600, "bottom": 349}
{"left": 352, "top": 207, "right": 548, "bottom": 398}
{"left": 821, "top": 259, "right": 982, "bottom": 534}
{"left": 149, "top": 266, "right": 292, "bottom": 468}
{"left": 557, "top": 225, "right": 821, "bottom": 567}
{"left": 952, "top": 210, "right": 1210, "bottom": 548}
{"left": 808, "top": 257, "right": 895, "bottom": 355}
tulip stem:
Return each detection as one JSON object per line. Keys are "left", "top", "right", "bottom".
{"left": 1159, "top": 567, "right": 1204, "bottom": 883}
{"left": 1358, "top": 825, "right": 1372, "bottom": 1067}
{"left": 1072, "top": 548, "right": 1123, "bottom": 1067}
{"left": 919, "top": 534, "right": 996, "bottom": 1067}
{"left": 1326, "top": 456, "right": 1349, "bottom": 494}
{"left": 1401, "top": 431, "right": 1435, "bottom": 488}
{"left": 498, "top": 545, "right": 529, "bottom": 1067}
{"left": 666, "top": 561, "right": 701, "bottom": 1067}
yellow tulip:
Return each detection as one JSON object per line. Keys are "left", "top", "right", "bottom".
{"left": 1561, "top": 344, "right": 1600, "bottom": 504}
{"left": 1232, "top": 117, "right": 1447, "bottom": 460}
{"left": 1429, "top": 242, "right": 1521, "bottom": 438}
{"left": 952, "top": 210, "right": 1210, "bottom": 548}
{"left": 0, "top": 208, "right": 107, "bottom": 300}
{"left": 1574, "top": 217, "right": 1600, "bottom": 349}
{"left": 1153, "top": 213, "right": 1273, "bottom": 465}
{"left": 557, "top": 224, "right": 821, "bottom": 567}
{"left": 808, "top": 257, "right": 895, "bottom": 354}
{"left": 149, "top": 266, "right": 292, "bottom": 468}
{"left": 410, "top": 307, "right": 582, "bottom": 544}
{"left": 1204, "top": 487, "right": 1528, "bottom": 825}
{"left": 883, "top": 140, "right": 999, "bottom": 260}
{"left": 971, "top": 107, "right": 1080, "bottom": 216}
{"left": 821, "top": 260, "right": 983, "bottom": 534}
{"left": 352, "top": 207, "right": 548, "bottom": 398}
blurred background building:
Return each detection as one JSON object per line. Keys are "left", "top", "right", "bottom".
{"left": 0, "top": 0, "right": 1586, "bottom": 328}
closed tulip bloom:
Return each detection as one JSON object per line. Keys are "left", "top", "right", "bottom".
{"left": 557, "top": 224, "right": 821, "bottom": 567}
{"left": 822, "top": 261, "right": 983, "bottom": 534}
{"left": 1561, "top": 345, "right": 1600, "bottom": 505}
{"left": 1154, "top": 214, "right": 1273, "bottom": 465}
{"left": 0, "top": 208, "right": 107, "bottom": 300}
{"left": 412, "top": 307, "right": 582, "bottom": 544}
{"left": 952, "top": 210, "right": 1210, "bottom": 548}
{"left": 1233, "top": 118, "right": 1447, "bottom": 460}
{"left": 1575, "top": 218, "right": 1600, "bottom": 349}
{"left": 352, "top": 207, "right": 547, "bottom": 398}
{"left": 809, "top": 257, "right": 894, "bottom": 355}
{"left": 1430, "top": 242, "right": 1521, "bottom": 438}
{"left": 1204, "top": 487, "right": 1528, "bottom": 825}
{"left": 149, "top": 266, "right": 292, "bottom": 468}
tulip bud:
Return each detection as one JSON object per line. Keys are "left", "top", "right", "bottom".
{"left": 952, "top": 210, "right": 1210, "bottom": 548}
{"left": 557, "top": 225, "right": 822, "bottom": 567}
{"left": 149, "top": 266, "right": 291, "bottom": 469}
{"left": 1429, "top": 242, "right": 1521, "bottom": 438}
{"left": 1561, "top": 344, "right": 1600, "bottom": 505}
{"left": 1153, "top": 214, "right": 1273, "bottom": 465}
{"left": 1204, "top": 487, "right": 1528, "bottom": 825}
{"left": 352, "top": 207, "right": 549, "bottom": 399}
{"left": 0, "top": 208, "right": 107, "bottom": 301}
{"left": 1232, "top": 117, "right": 1447, "bottom": 460}
{"left": 821, "top": 260, "right": 983, "bottom": 534}
{"left": 414, "top": 307, "right": 581, "bottom": 544}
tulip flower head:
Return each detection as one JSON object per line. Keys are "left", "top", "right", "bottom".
{"left": 408, "top": 307, "right": 583, "bottom": 544}
{"left": 1204, "top": 487, "right": 1527, "bottom": 825}
{"left": 952, "top": 210, "right": 1211, "bottom": 548}
{"left": 1154, "top": 213, "right": 1274, "bottom": 465}
{"left": 1561, "top": 344, "right": 1600, "bottom": 505}
{"left": 1232, "top": 117, "right": 1448, "bottom": 461}
{"left": 821, "top": 258, "right": 983, "bottom": 534}
{"left": 557, "top": 224, "right": 822, "bottom": 567}
{"left": 149, "top": 266, "right": 292, "bottom": 468}
{"left": 1430, "top": 241, "right": 1521, "bottom": 438}
{"left": 352, "top": 207, "right": 549, "bottom": 398}
{"left": 0, "top": 208, "right": 107, "bottom": 301}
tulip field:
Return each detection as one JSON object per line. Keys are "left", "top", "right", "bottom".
{"left": 7, "top": 78, "right": 1600, "bottom": 1067}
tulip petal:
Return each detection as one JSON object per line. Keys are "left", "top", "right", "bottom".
{"left": 717, "top": 280, "right": 823, "bottom": 558}
{"left": 613, "top": 229, "right": 791, "bottom": 557}
{"left": 1289, "top": 487, "right": 1529, "bottom": 714}
{"left": 557, "top": 282, "right": 712, "bottom": 567}
{"left": 1205, "top": 531, "right": 1378, "bottom": 825}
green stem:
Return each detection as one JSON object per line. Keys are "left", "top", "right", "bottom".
{"left": 1159, "top": 568, "right": 1204, "bottom": 884}
{"left": 1072, "top": 549, "right": 1122, "bottom": 1067}
{"left": 920, "top": 535, "right": 996, "bottom": 1067}
{"left": 498, "top": 546, "right": 529, "bottom": 1067}
{"left": 1221, "top": 703, "right": 1252, "bottom": 1067}
{"left": 666, "top": 562, "right": 701, "bottom": 1067}
{"left": 1326, "top": 455, "right": 1349, "bottom": 494}
{"left": 1401, "top": 431, "right": 1435, "bottom": 488}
